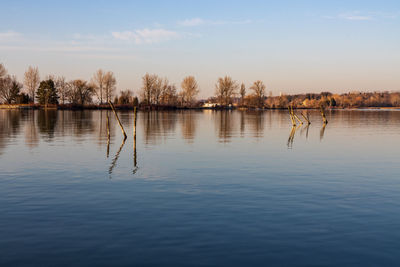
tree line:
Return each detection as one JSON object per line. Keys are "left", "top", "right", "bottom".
{"left": 0, "top": 63, "right": 200, "bottom": 107}
{"left": 1, "top": 63, "right": 399, "bottom": 108}
{"left": 259, "top": 91, "right": 400, "bottom": 109}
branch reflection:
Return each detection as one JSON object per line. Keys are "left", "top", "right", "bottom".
{"left": 106, "top": 111, "right": 110, "bottom": 158}
{"left": 133, "top": 108, "right": 138, "bottom": 174}
{"left": 287, "top": 126, "right": 296, "bottom": 148}
{"left": 108, "top": 138, "right": 126, "bottom": 178}
{"left": 320, "top": 123, "right": 327, "bottom": 141}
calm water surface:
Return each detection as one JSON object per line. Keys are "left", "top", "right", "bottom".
{"left": 0, "top": 109, "right": 399, "bottom": 266}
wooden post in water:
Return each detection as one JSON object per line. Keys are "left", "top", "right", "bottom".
{"left": 288, "top": 105, "right": 303, "bottom": 125}
{"left": 133, "top": 106, "right": 137, "bottom": 141}
{"left": 106, "top": 111, "right": 110, "bottom": 157}
{"left": 320, "top": 105, "right": 328, "bottom": 124}
{"left": 108, "top": 100, "right": 127, "bottom": 140}
{"left": 287, "top": 126, "right": 296, "bottom": 148}
{"left": 133, "top": 106, "right": 137, "bottom": 168}
{"left": 293, "top": 112, "right": 303, "bottom": 125}
{"left": 288, "top": 106, "right": 296, "bottom": 127}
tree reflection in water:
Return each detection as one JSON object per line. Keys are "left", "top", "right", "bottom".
{"left": 217, "top": 110, "right": 233, "bottom": 143}
{"left": 24, "top": 110, "right": 39, "bottom": 149}
{"left": 181, "top": 110, "right": 197, "bottom": 143}
{"left": 2, "top": 109, "right": 399, "bottom": 176}
{"left": 133, "top": 108, "right": 138, "bottom": 174}
{"left": 142, "top": 111, "right": 177, "bottom": 145}
{"left": 247, "top": 111, "right": 265, "bottom": 139}
{"left": 37, "top": 109, "right": 58, "bottom": 141}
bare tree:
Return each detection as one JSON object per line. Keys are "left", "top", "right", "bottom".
{"left": 91, "top": 69, "right": 106, "bottom": 104}
{"left": 250, "top": 80, "right": 266, "bottom": 107}
{"left": 150, "top": 78, "right": 178, "bottom": 106}
{"left": 45, "top": 74, "right": 56, "bottom": 81}
{"left": 116, "top": 90, "right": 134, "bottom": 104}
{"left": 24, "top": 66, "right": 40, "bottom": 103}
{"left": 158, "top": 78, "right": 168, "bottom": 104}
{"left": 55, "top": 76, "right": 67, "bottom": 104}
{"left": 141, "top": 73, "right": 158, "bottom": 105}
{"left": 0, "top": 64, "right": 9, "bottom": 103}
{"left": 161, "top": 83, "right": 177, "bottom": 105}
{"left": 104, "top": 71, "right": 116, "bottom": 103}
{"left": 215, "top": 76, "right": 238, "bottom": 106}
{"left": 240, "top": 83, "right": 246, "bottom": 105}
{"left": 152, "top": 77, "right": 163, "bottom": 105}
{"left": 66, "top": 80, "right": 94, "bottom": 105}
{"left": 0, "top": 63, "right": 7, "bottom": 79}
{"left": 0, "top": 75, "right": 22, "bottom": 104}
{"left": 178, "top": 91, "right": 185, "bottom": 106}
{"left": 181, "top": 76, "right": 199, "bottom": 106}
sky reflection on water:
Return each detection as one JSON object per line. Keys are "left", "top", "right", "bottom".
{"left": 0, "top": 109, "right": 400, "bottom": 266}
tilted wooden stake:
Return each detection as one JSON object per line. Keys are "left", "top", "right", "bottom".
{"left": 288, "top": 106, "right": 296, "bottom": 126}
{"left": 106, "top": 111, "right": 110, "bottom": 157}
{"left": 133, "top": 106, "right": 137, "bottom": 168}
{"left": 287, "top": 126, "right": 296, "bottom": 148}
{"left": 108, "top": 100, "right": 127, "bottom": 140}
{"left": 320, "top": 105, "right": 328, "bottom": 124}
{"left": 293, "top": 112, "right": 303, "bottom": 125}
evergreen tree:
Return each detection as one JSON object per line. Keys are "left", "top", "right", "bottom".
{"left": 36, "top": 79, "right": 58, "bottom": 105}
{"left": 16, "top": 93, "right": 30, "bottom": 104}
{"left": 9, "top": 77, "right": 22, "bottom": 103}
{"left": 330, "top": 97, "right": 337, "bottom": 107}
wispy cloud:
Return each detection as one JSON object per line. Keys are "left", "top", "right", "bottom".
{"left": 71, "top": 33, "right": 106, "bottom": 41}
{"left": 0, "top": 27, "right": 183, "bottom": 56}
{"left": 76, "top": 53, "right": 137, "bottom": 61}
{"left": 0, "top": 31, "right": 22, "bottom": 41}
{"left": 213, "top": 19, "right": 253, "bottom": 25}
{"left": 343, "top": 16, "right": 372, "bottom": 21}
{"left": 178, "top": 18, "right": 252, "bottom": 27}
{"left": 339, "top": 12, "right": 373, "bottom": 21}
{"left": 179, "top": 18, "right": 206, "bottom": 26}
{"left": 112, "top": 28, "right": 179, "bottom": 44}
{"left": 324, "top": 11, "right": 399, "bottom": 21}
{"left": 0, "top": 45, "right": 117, "bottom": 52}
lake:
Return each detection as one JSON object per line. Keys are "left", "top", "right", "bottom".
{"left": 0, "top": 109, "right": 399, "bottom": 266}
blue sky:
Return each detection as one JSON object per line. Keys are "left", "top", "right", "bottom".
{"left": 1, "top": 0, "right": 399, "bottom": 97}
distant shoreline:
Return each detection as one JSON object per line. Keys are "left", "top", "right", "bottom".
{"left": 1, "top": 104, "right": 399, "bottom": 111}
